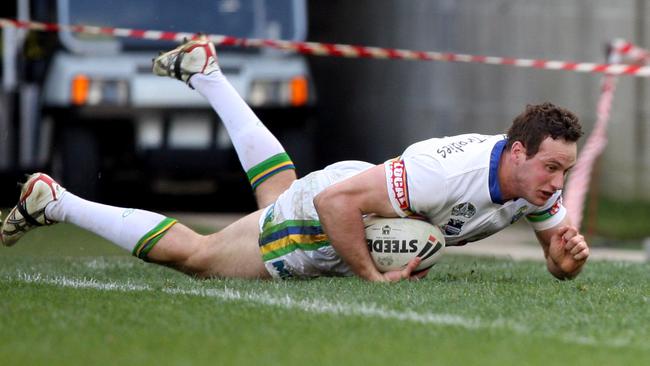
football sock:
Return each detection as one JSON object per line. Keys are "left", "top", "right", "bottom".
{"left": 190, "top": 73, "right": 295, "bottom": 190}
{"left": 45, "top": 192, "right": 177, "bottom": 260}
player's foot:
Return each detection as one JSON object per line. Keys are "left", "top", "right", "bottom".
{"left": 152, "top": 35, "right": 220, "bottom": 85}
{"left": 1, "top": 173, "right": 66, "bottom": 247}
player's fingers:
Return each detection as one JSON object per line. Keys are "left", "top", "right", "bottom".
{"left": 564, "top": 234, "right": 583, "bottom": 252}
{"left": 402, "top": 257, "right": 422, "bottom": 278}
{"left": 573, "top": 244, "right": 589, "bottom": 261}
{"left": 381, "top": 271, "right": 402, "bottom": 282}
{"left": 410, "top": 268, "right": 430, "bottom": 281}
{"left": 562, "top": 227, "right": 578, "bottom": 242}
{"left": 551, "top": 226, "right": 572, "bottom": 245}
{"left": 568, "top": 236, "right": 586, "bottom": 254}
{"left": 551, "top": 225, "right": 569, "bottom": 239}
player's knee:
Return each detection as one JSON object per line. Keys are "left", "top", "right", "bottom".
{"left": 254, "top": 170, "right": 296, "bottom": 208}
{"left": 181, "top": 235, "right": 217, "bottom": 277}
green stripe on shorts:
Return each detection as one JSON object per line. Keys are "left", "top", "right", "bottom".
{"left": 262, "top": 240, "right": 331, "bottom": 261}
{"left": 260, "top": 219, "right": 322, "bottom": 239}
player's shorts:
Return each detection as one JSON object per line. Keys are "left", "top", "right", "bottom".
{"left": 257, "top": 160, "right": 374, "bottom": 279}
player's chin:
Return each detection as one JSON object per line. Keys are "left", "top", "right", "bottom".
{"left": 525, "top": 197, "right": 545, "bottom": 206}
{"left": 531, "top": 191, "right": 553, "bottom": 205}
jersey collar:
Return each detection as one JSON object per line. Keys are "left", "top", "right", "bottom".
{"left": 488, "top": 139, "right": 507, "bottom": 204}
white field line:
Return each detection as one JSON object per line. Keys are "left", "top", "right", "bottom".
{"left": 6, "top": 273, "right": 642, "bottom": 350}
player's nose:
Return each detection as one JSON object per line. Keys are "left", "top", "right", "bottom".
{"left": 550, "top": 172, "right": 564, "bottom": 190}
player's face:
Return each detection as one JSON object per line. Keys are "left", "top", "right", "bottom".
{"left": 517, "top": 137, "right": 577, "bottom": 206}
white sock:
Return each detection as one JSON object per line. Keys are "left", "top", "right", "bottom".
{"left": 45, "top": 192, "right": 177, "bottom": 259}
{"left": 190, "top": 73, "right": 294, "bottom": 189}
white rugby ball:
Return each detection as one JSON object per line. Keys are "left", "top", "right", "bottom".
{"left": 364, "top": 216, "right": 445, "bottom": 272}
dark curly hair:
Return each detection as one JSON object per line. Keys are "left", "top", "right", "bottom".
{"left": 506, "top": 102, "right": 583, "bottom": 157}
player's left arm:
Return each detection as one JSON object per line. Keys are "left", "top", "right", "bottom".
{"left": 314, "top": 164, "right": 423, "bottom": 282}
{"left": 534, "top": 215, "right": 590, "bottom": 280}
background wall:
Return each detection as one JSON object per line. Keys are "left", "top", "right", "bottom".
{"left": 308, "top": 0, "right": 649, "bottom": 200}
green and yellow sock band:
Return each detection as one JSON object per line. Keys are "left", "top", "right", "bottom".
{"left": 246, "top": 153, "right": 295, "bottom": 190}
{"left": 132, "top": 217, "right": 178, "bottom": 261}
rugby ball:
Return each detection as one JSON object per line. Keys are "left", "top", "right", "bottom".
{"left": 364, "top": 216, "right": 445, "bottom": 272}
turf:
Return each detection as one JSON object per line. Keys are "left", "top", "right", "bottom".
{"left": 1, "top": 224, "right": 649, "bottom": 365}
{"left": 584, "top": 196, "right": 650, "bottom": 243}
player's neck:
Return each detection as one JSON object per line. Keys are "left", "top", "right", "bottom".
{"left": 497, "top": 150, "right": 517, "bottom": 202}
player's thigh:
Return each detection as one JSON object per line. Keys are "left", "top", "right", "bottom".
{"left": 196, "top": 209, "right": 271, "bottom": 279}
{"left": 254, "top": 170, "right": 296, "bottom": 209}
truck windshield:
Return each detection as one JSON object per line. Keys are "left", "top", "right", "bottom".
{"left": 67, "top": 0, "right": 301, "bottom": 48}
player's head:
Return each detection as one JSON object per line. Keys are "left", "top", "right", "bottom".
{"left": 505, "top": 102, "right": 583, "bottom": 157}
{"left": 505, "top": 103, "right": 583, "bottom": 205}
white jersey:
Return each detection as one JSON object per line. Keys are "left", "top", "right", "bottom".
{"left": 384, "top": 133, "right": 565, "bottom": 246}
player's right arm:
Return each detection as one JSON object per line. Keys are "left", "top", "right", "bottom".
{"left": 313, "top": 164, "right": 422, "bottom": 282}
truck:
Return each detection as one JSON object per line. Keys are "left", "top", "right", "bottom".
{"left": 1, "top": 0, "right": 316, "bottom": 210}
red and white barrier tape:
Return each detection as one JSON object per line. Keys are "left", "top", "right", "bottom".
{"left": 610, "top": 39, "right": 650, "bottom": 64}
{"left": 564, "top": 39, "right": 650, "bottom": 230}
{"left": 563, "top": 75, "right": 618, "bottom": 230}
{"left": 1, "top": 18, "right": 650, "bottom": 77}
{"left": 2, "top": 18, "right": 648, "bottom": 229}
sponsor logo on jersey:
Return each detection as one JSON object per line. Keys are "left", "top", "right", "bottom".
{"left": 444, "top": 202, "right": 476, "bottom": 236}
{"left": 436, "top": 135, "right": 489, "bottom": 159}
{"left": 549, "top": 197, "right": 561, "bottom": 215}
{"left": 444, "top": 219, "right": 464, "bottom": 235}
{"left": 510, "top": 205, "right": 528, "bottom": 224}
{"left": 451, "top": 202, "right": 476, "bottom": 218}
{"left": 387, "top": 159, "right": 410, "bottom": 212}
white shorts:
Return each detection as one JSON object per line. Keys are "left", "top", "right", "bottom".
{"left": 257, "top": 161, "right": 374, "bottom": 279}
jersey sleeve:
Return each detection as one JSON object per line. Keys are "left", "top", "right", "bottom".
{"left": 384, "top": 152, "right": 448, "bottom": 218}
{"left": 525, "top": 191, "right": 566, "bottom": 231}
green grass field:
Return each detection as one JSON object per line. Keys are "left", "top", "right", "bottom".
{"left": 585, "top": 196, "right": 650, "bottom": 247}
{"left": 1, "top": 224, "right": 649, "bottom": 365}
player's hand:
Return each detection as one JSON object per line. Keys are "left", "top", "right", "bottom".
{"left": 380, "top": 257, "right": 426, "bottom": 282}
{"left": 549, "top": 225, "right": 589, "bottom": 275}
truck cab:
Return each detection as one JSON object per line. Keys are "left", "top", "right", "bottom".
{"left": 4, "top": 0, "right": 315, "bottom": 210}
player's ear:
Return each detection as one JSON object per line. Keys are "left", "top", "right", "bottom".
{"left": 510, "top": 141, "right": 528, "bottom": 163}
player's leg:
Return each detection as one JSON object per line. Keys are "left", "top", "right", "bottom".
{"left": 147, "top": 209, "right": 270, "bottom": 278}
{"left": 189, "top": 72, "right": 296, "bottom": 208}
{"left": 250, "top": 171, "right": 296, "bottom": 209}
{"left": 1, "top": 173, "right": 270, "bottom": 279}
{"left": 153, "top": 37, "right": 297, "bottom": 209}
